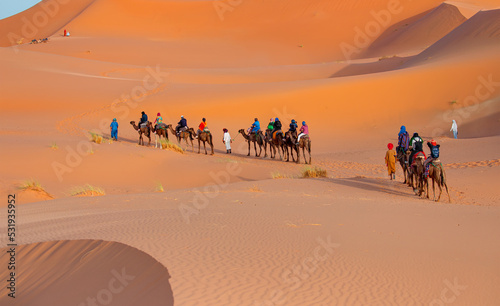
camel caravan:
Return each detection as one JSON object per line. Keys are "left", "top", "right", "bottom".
{"left": 129, "top": 113, "right": 311, "bottom": 164}
{"left": 395, "top": 126, "right": 451, "bottom": 202}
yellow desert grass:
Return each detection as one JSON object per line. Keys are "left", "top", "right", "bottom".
{"left": 271, "top": 171, "right": 289, "bottom": 179}
{"left": 160, "top": 139, "right": 184, "bottom": 154}
{"left": 89, "top": 131, "right": 103, "bottom": 144}
{"left": 155, "top": 182, "right": 164, "bottom": 192}
{"left": 18, "top": 179, "right": 53, "bottom": 198}
{"left": 50, "top": 142, "right": 58, "bottom": 150}
{"left": 301, "top": 166, "right": 327, "bottom": 178}
{"left": 70, "top": 184, "right": 105, "bottom": 197}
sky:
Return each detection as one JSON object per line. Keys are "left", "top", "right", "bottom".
{"left": 0, "top": 1, "right": 43, "bottom": 20}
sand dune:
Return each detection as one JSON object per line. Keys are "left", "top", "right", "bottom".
{"left": 407, "top": 8, "right": 500, "bottom": 65}
{"left": 1, "top": 0, "right": 499, "bottom": 305}
{"left": 0, "top": 240, "right": 173, "bottom": 305}
{"left": 364, "top": 3, "right": 467, "bottom": 58}
{"left": 0, "top": 0, "right": 96, "bottom": 47}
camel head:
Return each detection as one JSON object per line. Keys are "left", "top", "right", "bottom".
{"left": 130, "top": 121, "right": 136, "bottom": 125}
{"left": 238, "top": 129, "right": 245, "bottom": 135}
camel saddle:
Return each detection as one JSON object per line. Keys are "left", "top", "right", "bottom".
{"left": 272, "top": 130, "right": 283, "bottom": 141}
{"left": 157, "top": 123, "right": 167, "bottom": 130}
{"left": 411, "top": 151, "right": 426, "bottom": 166}
{"left": 139, "top": 122, "right": 148, "bottom": 128}
{"left": 425, "top": 159, "right": 442, "bottom": 178}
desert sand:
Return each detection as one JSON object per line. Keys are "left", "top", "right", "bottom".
{"left": 0, "top": 0, "right": 499, "bottom": 305}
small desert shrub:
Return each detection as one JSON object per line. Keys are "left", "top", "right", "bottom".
{"left": 18, "top": 179, "right": 53, "bottom": 198}
{"left": 155, "top": 182, "right": 164, "bottom": 192}
{"left": 301, "top": 166, "right": 327, "bottom": 178}
{"left": 50, "top": 143, "right": 59, "bottom": 150}
{"left": 71, "top": 184, "right": 105, "bottom": 197}
{"left": 160, "top": 139, "right": 184, "bottom": 154}
{"left": 271, "top": 171, "right": 288, "bottom": 179}
{"left": 89, "top": 131, "right": 103, "bottom": 144}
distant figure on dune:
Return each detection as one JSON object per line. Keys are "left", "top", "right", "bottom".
{"left": 450, "top": 120, "right": 458, "bottom": 139}
{"left": 223, "top": 128, "right": 232, "bottom": 154}
{"left": 64, "top": 29, "right": 66, "bottom": 37}
{"left": 110, "top": 118, "right": 118, "bottom": 141}
{"left": 385, "top": 143, "right": 396, "bottom": 180}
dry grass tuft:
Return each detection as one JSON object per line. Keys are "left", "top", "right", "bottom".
{"left": 271, "top": 171, "right": 289, "bottom": 179}
{"left": 50, "top": 143, "right": 59, "bottom": 150}
{"left": 70, "top": 184, "right": 105, "bottom": 197}
{"left": 89, "top": 131, "right": 103, "bottom": 144}
{"left": 155, "top": 182, "right": 164, "bottom": 192}
{"left": 160, "top": 139, "right": 184, "bottom": 154}
{"left": 18, "top": 179, "right": 53, "bottom": 198}
{"left": 301, "top": 166, "right": 327, "bottom": 178}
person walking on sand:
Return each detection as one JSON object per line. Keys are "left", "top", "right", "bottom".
{"left": 450, "top": 120, "right": 458, "bottom": 139}
{"left": 110, "top": 118, "right": 119, "bottom": 141}
{"left": 223, "top": 128, "right": 232, "bottom": 154}
{"left": 385, "top": 143, "right": 397, "bottom": 180}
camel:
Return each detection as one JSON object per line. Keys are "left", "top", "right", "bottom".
{"left": 296, "top": 134, "right": 311, "bottom": 164}
{"left": 283, "top": 131, "right": 298, "bottom": 162}
{"left": 424, "top": 161, "right": 451, "bottom": 202}
{"left": 130, "top": 121, "right": 152, "bottom": 146}
{"left": 188, "top": 128, "right": 214, "bottom": 155}
{"left": 238, "top": 129, "right": 267, "bottom": 157}
{"left": 167, "top": 124, "right": 194, "bottom": 152}
{"left": 410, "top": 154, "right": 426, "bottom": 195}
{"left": 396, "top": 148, "right": 410, "bottom": 184}
{"left": 266, "top": 129, "right": 285, "bottom": 161}
{"left": 153, "top": 123, "right": 169, "bottom": 148}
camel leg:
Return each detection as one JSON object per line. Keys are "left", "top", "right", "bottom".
{"left": 210, "top": 142, "right": 214, "bottom": 155}
{"left": 425, "top": 178, "right": 429, "bottom": 199}
{"left": 254, "top": 142, "right": 258, "bottom": 157}
{"left": 308, "top": 143, "right": 311, "bottom": 164}
{"left": 204, "top": 141, "right": 207, "bottom": 155}
{"left": 444, "top": 183, "right": 451, "bottom": 203}
{"left": 432, "top": 178, "right": 436, "bottom": 201}
{"left": 198, "top": 139, "right": 201, "bottom": 154}
{"left": 436, "top": 183, "right": 442, "bottom": 202}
